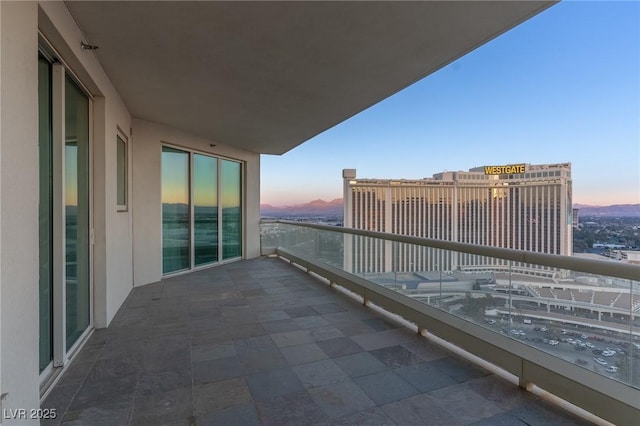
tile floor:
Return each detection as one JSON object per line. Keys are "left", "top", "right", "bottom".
{"left": 43, "top": 257, "right": 593, "bottom": 425}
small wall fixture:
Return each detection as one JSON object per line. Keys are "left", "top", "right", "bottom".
{"left": 81, "top": 42, "right": 99, "bottom": 51}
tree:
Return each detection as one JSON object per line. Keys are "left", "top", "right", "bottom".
{"left": 461, "top": 293, "right": 494, "bottom": 324}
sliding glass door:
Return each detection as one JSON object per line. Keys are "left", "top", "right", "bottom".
{"left": 64, "top": 76, "right": 90, "bottom": 350}
{"left": 194, "top": 154, "right": 218, "bottom": 266}
{"left": 162, "top": 147, "right": 242, "bottom": 274}
{"left": 39, "top": 55, "right": 53, "bottom": 372}
{"left": 39, "top": 53, "right": 92, "bottom": 374}
{"left": 161, "top": 147, "right": 190, "bottom": 274}
{"left": 222, "top": 160, "right": 242, "bottom": 260}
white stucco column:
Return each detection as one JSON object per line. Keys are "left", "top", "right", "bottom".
{"left": 0, "top": 2, "right": 40, "bottom": 422}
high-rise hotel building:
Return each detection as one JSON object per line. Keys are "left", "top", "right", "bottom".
{"left": 343, "top": 163, "right": 573, "bottom": 276}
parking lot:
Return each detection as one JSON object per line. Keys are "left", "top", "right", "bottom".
{"left": 485, "top": 318, "right": 640, "bottom": 386}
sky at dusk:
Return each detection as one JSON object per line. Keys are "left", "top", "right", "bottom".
{"left": 162, "top": 150, "right": 241, "bottom": 207}
{"left": 260, "top": 1, "right": 639, "bottom": 207}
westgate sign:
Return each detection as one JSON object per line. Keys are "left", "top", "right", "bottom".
{"left": 484, "top": 164, "right": 526, "bottom": 175}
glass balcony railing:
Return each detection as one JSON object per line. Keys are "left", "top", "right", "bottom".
{"left": 260, "top": 219, "right": 640, "bottom": 425}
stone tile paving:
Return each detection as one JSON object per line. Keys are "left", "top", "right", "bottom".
{"left": 43, "top": 257, "right": 594, "bottom": 425}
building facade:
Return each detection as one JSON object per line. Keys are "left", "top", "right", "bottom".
{"left": 343, "top": 163, "right": 573, "bottom": 274}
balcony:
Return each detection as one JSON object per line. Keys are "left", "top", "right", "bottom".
{"left": 260, "top": 220, "right": 640, "bottom": 424}
{"left": 43, "top": 255, "right": 596, "bottom": 425}
{"left": 4, "top": 1, "right": 576, "bottom": 418}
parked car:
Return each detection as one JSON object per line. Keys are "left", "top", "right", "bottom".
{"left": 594, "top": 357, "right": 607, "bottom": 366}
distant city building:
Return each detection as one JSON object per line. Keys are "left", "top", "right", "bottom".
{"left": 592, "top": 243, "right": 626, "bottom": 249}
{"left": 572, "top": 208, "right": 580, "bottom": 229}
{"left": 343, "top": 163, "right": 573, "bottom": 276}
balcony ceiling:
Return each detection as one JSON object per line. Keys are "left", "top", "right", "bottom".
{"left": 65, "top": 1, "right": 555, "bottom": 155}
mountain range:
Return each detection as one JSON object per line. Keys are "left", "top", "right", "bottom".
{"left": 573, "top": 204, "right": 640, "bottom": 217}
{"left": 261, "top": 199, "right": 640, "bottom": 218}
{"left": 261, "top": 199, "right": 343, "bottom": 216}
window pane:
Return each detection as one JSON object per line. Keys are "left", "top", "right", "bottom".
{"left": 38, "top": 55, "right": 53, "bottom": 372}
{"left": 221, "top": 160, "right": 242, "bottom": 259}
{"left": 194, "top": 154, "right": 218, "bottom": 266}
{"left": 117, "top": 136, "right": 127, "bottom": 206}
{"left": 162, "top": 147, "right": 190, "bottom": 273}
{"left": 65, "top": 76, "right": 90, "bottom": 350}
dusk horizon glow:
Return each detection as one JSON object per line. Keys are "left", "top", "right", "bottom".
{"left": 261, "top": 1, "right": 639, "bottom": 208}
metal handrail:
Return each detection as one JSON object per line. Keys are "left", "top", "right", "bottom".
{"left": 263, "top": 219, "right": 640, "bottom": 282}
{"left": 273, "top": 246, "right": 640, "bottom": 425}
{"left": 260, "top": 221, "right": 640, "bottom": 423}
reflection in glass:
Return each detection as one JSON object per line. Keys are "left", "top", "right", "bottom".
{"left": 222, "top": 160, "right": 242, "bottom": 259}
{"left": 162, "top": 147, "right": 190, "bottom": 273}
{"left": 117, "top": 135, "right": 127, "bottom": 206}
{"left": 38, "top": 56, "right": 53, "bottom": 371}
{"left": 194, "top": 154, "right": 218, "bottom": 266}
{"left": 65, "top": 76, "right": 90, "bottom": 350}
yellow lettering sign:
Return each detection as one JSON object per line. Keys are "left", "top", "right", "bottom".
{"left": 484, "top": 164, "right": 526, "bottom": 175}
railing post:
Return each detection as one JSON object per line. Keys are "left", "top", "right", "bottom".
{"left": 519, "top": 359, "right": 531, "bottom": 390}
{"left": 518, "top": 376, "right": 529, "bottom": 390}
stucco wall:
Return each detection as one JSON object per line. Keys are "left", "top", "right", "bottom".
{"left": 0, "top": 2, "right": 40, "bottom": 422}
{"left": 132, "top": 119, "right": 260, "bottom": 287}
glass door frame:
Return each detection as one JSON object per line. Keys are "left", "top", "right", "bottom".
{"left": 215, "top": 155, "right": 244, "bottom": 265}
{"left": 193, "top": 152, "right": 219, "bottom": 268}
{"left": 161, "top": 143, "right": 244, "bottom": 277}
{"left": 38, "top": 39, "right": 94, "bottom": 389}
